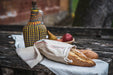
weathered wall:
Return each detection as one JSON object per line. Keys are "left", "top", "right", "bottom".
{"left": 0, "top": 0, "right": 65, "bottom": 25}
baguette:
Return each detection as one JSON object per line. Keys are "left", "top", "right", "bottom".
{"left": 68, "top": 48, "right": 96, "bottom": 67}
{"left": 79, "top": 49, "right": 98, "bottom": 59}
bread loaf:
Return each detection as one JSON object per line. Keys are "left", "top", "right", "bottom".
{"left": 68, "top": 48, "right": 96, "bottom": 67}
{"left": 79, "top": 49, "right": 98, "bottom": 59}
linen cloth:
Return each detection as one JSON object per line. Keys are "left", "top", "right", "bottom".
{"left": 34, "top": 39, "right": 75, "bottom": 64}
{"left": 10, "top": 35, "right": 109, "bottom": 75}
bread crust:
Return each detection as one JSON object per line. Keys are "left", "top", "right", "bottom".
{"left": 78, "top": 49, "right": 98, "bottom": 59}
{"left": 68, "top": 48, "right": 96, "bottom": 67}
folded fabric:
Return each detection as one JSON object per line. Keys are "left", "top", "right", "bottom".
{"left": 10, "top": 35, "right": 25, "bottom": 48}
{"left": 16, "top": 46, "right": 43, "bottom": 68}
{"left": 16, "top": 39, "right": 76, "bottom": 68}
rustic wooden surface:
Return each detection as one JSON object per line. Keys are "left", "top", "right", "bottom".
{"left": 0, "top": 26, "right": 113, "bottom": 75}
{"left": 0, "top": 25, "right": 113, "bottom": 36}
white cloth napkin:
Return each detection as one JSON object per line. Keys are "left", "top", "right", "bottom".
{"left": 10, "top": 35, "right": 109, "bottom": 75}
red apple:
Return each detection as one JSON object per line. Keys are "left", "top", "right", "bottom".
{"left": 62, "top": 33, "right": 73, "bottom": 42}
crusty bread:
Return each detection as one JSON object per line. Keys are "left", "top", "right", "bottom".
{"left": 78, "top": 49, "right": 98, "bottom": 59}
{"left": 82, "top": 50, "right": 98, "bottom": 59}
{"left": 68, "top": 48, "right": 96, "bottom": 67}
